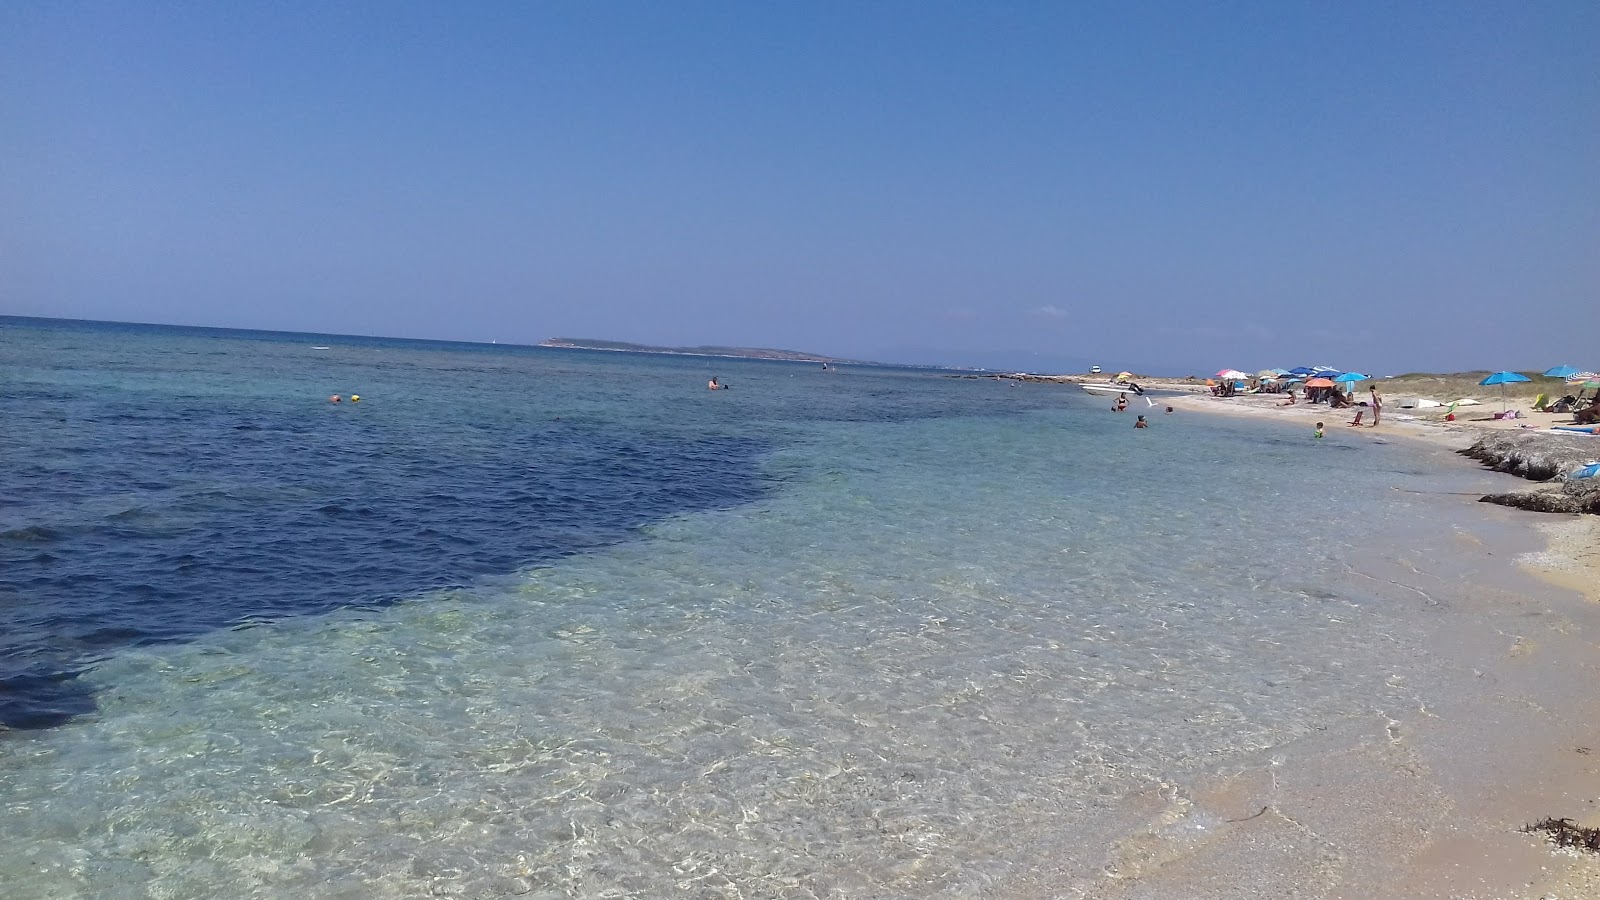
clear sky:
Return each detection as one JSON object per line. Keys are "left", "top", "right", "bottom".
{"left": 3, "top": 2, "right": 1595, "bottom": 374}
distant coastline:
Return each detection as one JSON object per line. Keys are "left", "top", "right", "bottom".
{"left": 538, "top": 337, "right": 861, "bottom": 364}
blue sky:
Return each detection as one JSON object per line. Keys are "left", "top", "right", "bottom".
{"left": 3, "top": 2, "right": 1595, "bottom": 374}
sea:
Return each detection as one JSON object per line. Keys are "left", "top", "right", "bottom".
{"left": 0, "top": 316, "right": 1587, "bottom": 898}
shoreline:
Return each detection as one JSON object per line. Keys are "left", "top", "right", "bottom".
{"left": 1088, "top": 378, "right": 1600, "bottom": 898}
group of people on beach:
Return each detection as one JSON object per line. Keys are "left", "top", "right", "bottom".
{"left": 1311, "top": 385, "right": 1382, "bottom": 440}
{"left": 1347, "top": 385, "right": 1382, "bottom": 426}
{"left": 1279, "top": 384, "right": 1383, "bottom": 427}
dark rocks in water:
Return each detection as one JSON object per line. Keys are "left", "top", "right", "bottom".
{"left": 1479, "top": 477, "right": 1600, "bottom": 515}
{"left": 1479, "top": 490, "right": 1589, "bottom": 515}
{"left": 1459, "top": 431, "right": 1599, "bottom": 481}
{"left": 1461, "top": 431, "right": 1600, "bottom": 515}
{"left": 1523, "top": 817, "right": 1600, "bottom": 853}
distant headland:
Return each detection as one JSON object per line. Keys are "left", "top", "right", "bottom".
{"left": 538, "top": 337, "right": 859, "bottom": 363}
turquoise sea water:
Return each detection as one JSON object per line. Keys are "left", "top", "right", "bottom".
{"left": 0, "top": 317, "right": 1565, "bottom": 897}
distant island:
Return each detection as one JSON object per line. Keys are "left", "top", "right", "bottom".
{"left": 538, "top": 337, "right": 859, "bottom": 363}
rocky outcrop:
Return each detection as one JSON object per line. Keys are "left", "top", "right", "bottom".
{"left": 1459, "top": 431, "right": 1600, "bottom": 481}
{"left": 1462, "top": 431, "right": 1600, "bottom": 515}
{"left": 1478, "top": 488, "right": 1598, "bottom": 515}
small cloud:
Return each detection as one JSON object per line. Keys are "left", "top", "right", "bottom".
{"left": 1030, "top": 305, "right": 1068, "bottom": 320}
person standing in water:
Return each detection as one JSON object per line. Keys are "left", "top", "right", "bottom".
{"left": 1314, "top": 422, "right": 1324, "bottom": 439}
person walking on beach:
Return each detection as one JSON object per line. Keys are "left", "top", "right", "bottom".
{"left": 1368, "top": 384, "right": 1382, "bottom": 426}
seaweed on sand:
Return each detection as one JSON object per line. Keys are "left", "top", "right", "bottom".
{"left": 1522, "top": 817, "right": 1600, "bottom": 853}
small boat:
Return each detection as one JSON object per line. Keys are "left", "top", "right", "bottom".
{"left": 1079, "top": 381, "right": 1145, "bottom": 396}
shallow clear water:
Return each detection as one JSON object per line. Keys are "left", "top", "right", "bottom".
{"left": 0, "top": 318, "right": 1541, "bottom": 897}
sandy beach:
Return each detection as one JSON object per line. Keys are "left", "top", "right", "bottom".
{"left": 1012, "top": 373, "right": 1600, "bottom": 899}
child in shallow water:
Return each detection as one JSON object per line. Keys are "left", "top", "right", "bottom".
{"left": 1314, "top": 422, "right": 1324, "bottom": 439}
{"left": 1134, "top": 415, "right": 1148, "bottom": 428}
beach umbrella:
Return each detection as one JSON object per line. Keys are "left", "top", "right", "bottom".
{"left": 1479, "top": 370, "right": 1531, "bottom": 411}
{"left": 1332, "top": 372, "right": 1369, "bottom": 383}
{"left": 1271, "top": 368, "right": 1291, "bottom": 376}
{"left": 1480, "top": 371, "right": 1530, "bottom": 386}
{"left": 1116, "top": 371, "right": 1135, "bottom": 381}
{"left": 1566, "top": 372, "right": 1599, "bottom": 385}
{"left": 1256, "top": 369, "right": 1279, "bottom": 379}
{"left": 1544, "top": 365, "right": 1580, "bottom": 379}
{"left": 1304, "top": 377, "right": 1336, "bottom": 388}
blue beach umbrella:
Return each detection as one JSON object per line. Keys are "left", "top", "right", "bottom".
{"left": 1544, "top": 365, "right": 1580, "bottom": 379}
{"left": 1287, "top": 366, "right": 1317, "bottom": 377}
{"left": 1479, "top": 370, "right": 1532, "bottom": 411}
{"left": 1332, "top": 372, "right": 1369, "bottom": 383}
{"left": 1480, "top": 371, "right": 1531, "bottom": 385}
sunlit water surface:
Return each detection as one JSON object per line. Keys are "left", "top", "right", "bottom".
{"left": 0, "top": 318, "right": 1538, "bottom": 897}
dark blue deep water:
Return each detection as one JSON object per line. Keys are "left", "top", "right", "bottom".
{"left": 0, "top": 318, "right": 1047, "bottom": 729}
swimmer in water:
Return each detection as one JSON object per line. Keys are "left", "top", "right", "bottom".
{"left": 329, "top": 395, "right": 342, "bottom": 403}
{"left": 1315, "top": 421, "right": 1325, "bottom": 439}
{"left": 1134, "top": 415, "right": 1148, "bottom": 428}
{"left": 708, "top": 377, "right": 720, "bottom": 390}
